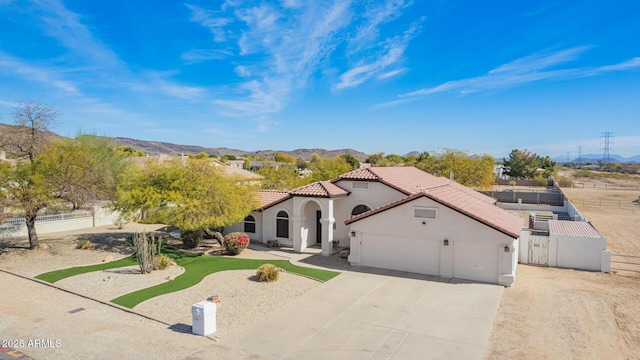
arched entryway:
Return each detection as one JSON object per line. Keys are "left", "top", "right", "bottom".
{"left": 302, "top": 200, "right": 322, "bottom": 249}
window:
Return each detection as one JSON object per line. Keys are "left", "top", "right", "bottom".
{"left": 352, "top": 181, "right": 370, "bottom": 190}
{"left": 244, "top": 215, "right": 256, "bottom": 233}
{"left": 351, "top": 205, "right": 371, "bottom": 216}
{"left": 276, "top": 211, "right": 289, "bottom": 238}
{"left": 413, "top": 207, "right": 437, "bottom": 220}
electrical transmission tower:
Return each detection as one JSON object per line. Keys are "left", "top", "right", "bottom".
{"left": 577, "top": 146, "right": 583, "bottom": 163}
{"left": 601, "top": 132, "right": 614, "bottom": 163}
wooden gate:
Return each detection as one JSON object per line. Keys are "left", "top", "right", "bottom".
{"left": 528, "top": 235, "right": 549, "bottom": 266}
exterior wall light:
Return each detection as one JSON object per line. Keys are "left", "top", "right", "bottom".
{"left": 350, "top": 231, "right": 356, "bottom": 237}
{"left": 504, "top": 245, "right": 511, "bottom": 252}
{"left": 443, "top": 239, "right": 449, "bottom": 246}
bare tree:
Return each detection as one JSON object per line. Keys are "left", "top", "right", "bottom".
{"left": 1, "top": 99, "right": 59, "bottom": 165}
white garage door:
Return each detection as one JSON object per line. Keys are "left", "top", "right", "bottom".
{"left": 453, "top": 241, "right": 499, "bottom": 284}
{"left": 361, "top": 233, "right": 440, "bottom": 275}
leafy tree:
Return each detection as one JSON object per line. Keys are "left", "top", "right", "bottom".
{"left": 340, "top": 154, "right": 360, "bottom": 170}
{"left": 113, "top": 158, "right": 258, "bottom": 247}
{"left": 116, "top": 146, "right": 146, "bottom": 157}
{"left": 503, "top": 149, "right": 539, "bottom": 179}
{"left": 273, "top": 152, "right": 296, "bottom": 164}
{"left": 385, "top": 154, "right": 405, "bottom": 165}
{"left": 243, "top": 158, "right": 251, "bottom": 169}
{"left": 365, "top": 152, "right": 389, "bottom": 166}
{"left": 257, "top": 163, "right": 312, "bottom": 190}
{"left": 191, "top": 151, "right": 210, "bottom": 159}
{"left": 39, "top": 135, "right": 128, "bottom": 209}
{"left": 222, "top": 154, "right": 237, "bottom": 161}
{"left": 295, "top": 157, "right": 308, "bottom": 169}
{"left": 308, "top": 154, "right": 352, "bottom": 181}
{"left": 414, "top": 150, "right": 495, "bottom": 189}
{"left": 536, "top": 155, "right": 556, "bottom": 178}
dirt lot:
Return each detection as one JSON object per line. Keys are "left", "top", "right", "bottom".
{"left": 485, "top": 176, "right": 640, "bottom": 360}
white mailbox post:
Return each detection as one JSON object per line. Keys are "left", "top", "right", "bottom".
{"left": 191, "top": 301, "right": 216, "bottom": 336}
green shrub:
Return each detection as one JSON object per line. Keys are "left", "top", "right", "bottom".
{"left": 155, "top": 254, "right": 172, "bottom": 270}
{"left": 181, "top": 230, "right": 203, "bottom": 248}
{"left": 557, "top": 176, "right": 574, "bottom": 187}
{"left": 533, "top": 175, "right": 548, "bottom": 186}
{"left": 77, "top": 239, "right": 94, "bottom": 250}
{"left": 223, "top": 232, "right": 250, "bottom": 255}
{"left": 256, "top": 264, "right": 280, "bottom": 282}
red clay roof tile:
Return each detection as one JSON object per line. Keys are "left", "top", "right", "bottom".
{"left": 290, "top": 181, "right": 350, "bottom": 198}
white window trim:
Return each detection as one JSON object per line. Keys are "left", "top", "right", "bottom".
{"left": 413, "top": 207, "right": 438, "bottom": 220}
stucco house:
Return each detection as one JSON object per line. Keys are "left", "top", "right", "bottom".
{"left": 226, "top": 166, "right": 523, "bottom": 286}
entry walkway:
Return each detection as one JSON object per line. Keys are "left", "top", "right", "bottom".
{"left": 222, "top": 269, "right": 503, "bottom": 359}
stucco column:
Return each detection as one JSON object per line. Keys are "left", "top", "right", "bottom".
{"left": 318, "top": 199, "right": 335, "bottom": 256}
{"left": 319, "top": 217, "right": 335, "bottom": 256}
{"left": 292, "top": 216, "right": 304, "bottom": 252}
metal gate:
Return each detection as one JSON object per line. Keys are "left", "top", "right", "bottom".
{"left": 610, "top": 254, "right": 640, "bottom": 275}
{"left": 528, "top": 235, "right": 549, "bottom": 265}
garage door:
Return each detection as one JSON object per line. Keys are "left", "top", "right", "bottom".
{"left": 361, "top": 233, "right": 440, "bottom": 275}
{"left": 453, "top": 241, "right": 498, "bottom": 284}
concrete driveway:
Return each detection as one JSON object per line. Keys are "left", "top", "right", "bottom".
{"left": 222, "top": 270, "right": 503, "bottom": 360}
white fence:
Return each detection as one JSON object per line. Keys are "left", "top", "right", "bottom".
{"left": 0, "top": 207, "right": 120, "bottom": 239}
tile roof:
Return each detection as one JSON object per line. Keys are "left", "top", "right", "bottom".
{"left": 290, "top": 181, "right": 350, "bottom": 198}
{"left": 256, "top": 190, "right": 291, "bottom": 210}
{"left": 548, "top": 220, "right": 603, "bottom": 238}
{"left": 336, "top": 168, "right": 381, "bottom": 181}
{"left": 343, "top": 167, "right": 523, "bottom": 238}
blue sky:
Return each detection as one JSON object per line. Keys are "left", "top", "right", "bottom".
{"left": 1, "top": 0, "right": 639, "bottom": 159}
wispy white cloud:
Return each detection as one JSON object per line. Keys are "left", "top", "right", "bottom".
{"left": 34, "top": 0, "right": 122, "bottom": 69}
{"left": 375, "top": 47, "right": 640, "bottom": 108}
{"left": 190, "top": 0, "right": 418, "bottom": 118}
{"left": 335, "top": 19, "right": 421, "bottom": 90}
{"left": 347, "top": 0, "right": 414, "bottom": 55}
{"left": 377, "top": 68, "right": 406, "bottom": 80}
{"left": 590, "top": 57, "right": 640, "bottom": 73}
{"left": 181, "top": 48, "right": 234, "bottom": 63}
{"left": 0, "top": 53, "right": 81, "bottom": 95}
{"left": 185, "top": 3, "right": 232, "bottom": 42}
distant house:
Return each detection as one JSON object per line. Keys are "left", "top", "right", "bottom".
{"left": 226, "top": 166, "right": 522, "bottom": 286}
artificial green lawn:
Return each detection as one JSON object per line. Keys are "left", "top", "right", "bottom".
{"left": 35, "top": 256, "right": 138, "bottom": 283}
{"left": 35, "top": 245, "right": 340, "bottom": 309}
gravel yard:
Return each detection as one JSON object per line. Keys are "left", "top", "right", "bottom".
{"left": 0, "top": 223, "right": 327, "bottom": 338}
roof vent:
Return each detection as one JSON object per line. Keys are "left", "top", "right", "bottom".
{"left": 449, "top": 171, "right": 454, "bottom": 183}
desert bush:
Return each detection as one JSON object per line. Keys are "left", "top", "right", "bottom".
{"left": 533, "top": 175, "right": 548, "bottom": 186}
{"left": 155, "top": 254, "right": 172, "bottom": 270}
{"left": 181, "top": 229, "right": 203, "bottom": 248}
{"left": 223, "top": 232, "right": 250, "bottom": 255}
{"left": 77, "top": 239, "right": 94, "bottom": 250}
{"left": 256, "top": 264, "right": 280, "bottom": 282}
{"left": 557, "top": 176, "right": 574, "bottom": 187}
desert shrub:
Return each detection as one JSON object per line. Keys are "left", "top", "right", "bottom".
{"left": 77, "top": 239, "right": 94, "bottom": 250}
{"left": 557, "top": 176, "right": 574, "bottom": 187}
{"left": 181, "top": 229, "right": 203, "bottom": 248}
{"left": 223, "top": 232, "right": 250, "bottom": 255}
{"left": 256, "top": 264, "right": 280, "bottom": 282}
{"left": 155, "top": 254, "right": 172, "bottom": 270}
{"left": 533, "top": 175, "right": 548, "bottom": 186}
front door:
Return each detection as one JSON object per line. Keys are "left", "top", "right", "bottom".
{"left": 316, "top": 211, "right": 322, "bottom": 244}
